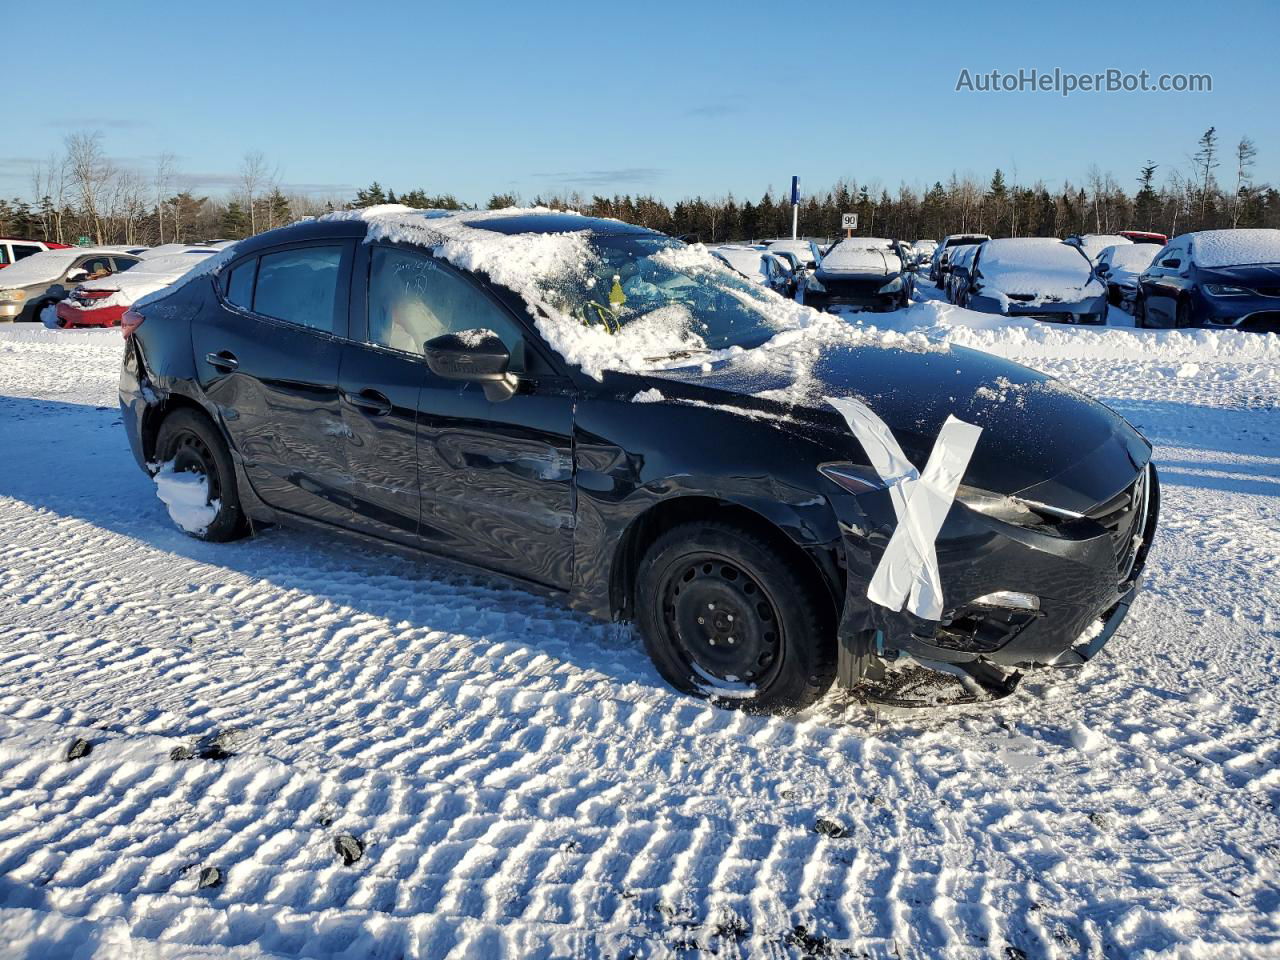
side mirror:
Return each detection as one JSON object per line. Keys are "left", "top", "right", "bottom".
{"left": 423, "top": 329, "right": 518, "bottom": 402}
{"left": 1161, "top": 258, "right": 1180, "bottom": 269}
{"left": 65, "top": 268, "right": 88, "bottom": 283}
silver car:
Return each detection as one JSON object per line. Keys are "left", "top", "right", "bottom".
{"left": 0, "top": 249, "right": 141, "bottom": 322}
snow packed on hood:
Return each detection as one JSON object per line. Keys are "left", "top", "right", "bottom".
{"left": 976, "top": 237, "right": 1102, "bottom": 307}
{"left": 152, "top": 462, "right": 219, "bottom": 535}
{"left": 72, "top": 253, "right": 218, "bottom": 310}
{"left": 1191, "top": 228, "right": 1280, "bottom": 268}
{"left": 319, "top": 206, "right": 941, "bottom": 386}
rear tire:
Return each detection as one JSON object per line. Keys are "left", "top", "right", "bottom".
{"left": 1134, "top": 296, "right": 1148, "bottom": 327}
{"left": 635, "top": 521, "right": 835, "bottom": 713}
{"left": 154, "top": 408, "right": 249, "bottom": 542}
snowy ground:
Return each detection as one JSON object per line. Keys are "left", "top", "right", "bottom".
{"left": 0, "top": 290, "right": 1277, "bottom": 958}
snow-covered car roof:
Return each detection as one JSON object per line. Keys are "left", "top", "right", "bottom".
{"left": 1071, "top": 234, "right": 1132, "bottom": 261}
{"left": 765, "top": 239, "right": 818, "bottom": 261}
{"left": 711, "top": 245, "right": 776, "bottom": 283}
{"left": 1098, "top": 244, "right": 1158, "bottom": 271}
{"left": 977, "top": 238, "right": 1098, "bottom": 298}
{"left": 138, "top": 243, "right": 224, "bottom": 260}
{"left": 818, "top": 238, "right": 901, "bottom": 276}
{"left": 1190, "top": 228, "right": 1280, "bottom": 268}
{"left": 0, "top": 248, "right": 127, "bottom": 287}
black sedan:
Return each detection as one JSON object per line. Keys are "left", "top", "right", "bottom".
{"left": 119, "top": 211, "right": 1158, "bottom": 711}
{"left": 1135, "top": 228, "right": 1280, "bottom": 332}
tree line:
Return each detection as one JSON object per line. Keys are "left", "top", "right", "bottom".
{"left": 1, "top": 127, "right": 1273, "bottom": 248}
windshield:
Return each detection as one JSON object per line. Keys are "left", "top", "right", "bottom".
{"left": 537, "top": 235, "right": 782, "bottom": 358}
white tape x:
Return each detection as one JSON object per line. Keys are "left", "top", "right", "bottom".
{"left": 825, "top": 396, "right": 983, "bottom": 621}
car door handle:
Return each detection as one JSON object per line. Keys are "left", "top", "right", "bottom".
{"left": 205, "top": 351, "right": 238, "bottom": 371}
{"left": 343, "top": 389, "right": 393, "bottom": 416}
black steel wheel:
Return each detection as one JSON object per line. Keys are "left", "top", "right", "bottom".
{"left": 154, "top": 408, "right": 248, "bottom": 542}
{"left": 636, "top": 521, "right": 834, "bottom": 712}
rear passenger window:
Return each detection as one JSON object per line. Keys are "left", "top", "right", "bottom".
{"left": 13, "top": 244, "right": 41, "bottom": 261}
{"left": 252, "top": 245, "right": 343, "bottom": 332}
{"left": 225, "top": 259, "right": 256, "bottom": 310}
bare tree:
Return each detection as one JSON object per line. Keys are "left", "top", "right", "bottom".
{"left": 65, "top": 131, "right": 117, "bottom": 244}
{"left": 239, "top": 151, "right": 275, "bottom": 235}
{"left": 1230, "top": 136, "right": 1257, "bottom": 228}
{"left": 1192, "top": 126, "right": 1219, "bottom": 228}
{"left": 153, "top": 152, "right": 177, "bottom": 245}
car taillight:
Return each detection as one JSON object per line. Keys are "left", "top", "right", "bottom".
{"left": 121, "top": 308, "right": 145, "bottom": 338}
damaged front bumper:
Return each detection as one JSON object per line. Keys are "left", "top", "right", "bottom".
{"left": 833, "top": 464, "right": 1160, "bottom": 695}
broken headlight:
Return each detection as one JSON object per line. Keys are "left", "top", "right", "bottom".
{"left": 955, "top": 484, "right": 1046, "bottom": 526}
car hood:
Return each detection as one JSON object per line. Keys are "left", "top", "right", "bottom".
{"left": 641, "top": 341, "right": 1150, "bottom": 513}
{"left": 1198, "top": 263, "right": 1280, "bottom": 287}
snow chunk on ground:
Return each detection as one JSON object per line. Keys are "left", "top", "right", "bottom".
{"left": 631, "top": 388, "right": 664, "bottom": 403}
{"left": 152, "top": 461, "right": 218, "bottom": 534}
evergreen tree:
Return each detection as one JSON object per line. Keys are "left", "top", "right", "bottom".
{"left": 487, "top": 192, "right": 518, "bottom": 209}
{"left": 221, "top": 199, "right": 248, "bottom": 238}
{"left": 353, "top": 182, "right": 387, "bottom": 208}
{"left": 1134, "top": 163, "right": 1159, "bottom": 230}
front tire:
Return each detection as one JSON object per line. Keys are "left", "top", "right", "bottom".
{"left": 154, "top": 409, "right": 249, "bottom": 542}
{"left": 635, "top": 521, "right": 835, "bottom": 713}
{"left": 1134, "top": 295, "right": 1148, "bottom": 327}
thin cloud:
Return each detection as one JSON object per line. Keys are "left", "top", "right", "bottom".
{"left": 531, "top": 167, "right": 665, "bottom": 187}
{"left": 43, "top": 118, "right": 146, "bottom": 130}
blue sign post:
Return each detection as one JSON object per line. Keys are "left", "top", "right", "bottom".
{"left": 790, "top": 176, "right": 800, "bottom": 239}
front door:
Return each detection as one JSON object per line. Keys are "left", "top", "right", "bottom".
{"left": 356, "top": 244, "right": 577, "bottom": 588}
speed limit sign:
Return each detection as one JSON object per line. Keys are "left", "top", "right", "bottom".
{"left": 841, "top": 213, "right": 858, "bottom": 230}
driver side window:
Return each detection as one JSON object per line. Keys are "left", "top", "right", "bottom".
{"left": 368, "top": 247, "right": 527, "bottom": 372}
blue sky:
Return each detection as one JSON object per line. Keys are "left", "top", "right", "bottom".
{"left": 5, "top": 0, "right": 1277, "bottom": 205}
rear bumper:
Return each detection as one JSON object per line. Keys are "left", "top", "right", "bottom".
{"left": 835, "top": 464, "right": 1159, "bottom": 685}
{"left": 119, "top": 342, "right": 150, "bottom": 471}
{"left": 59, "top": 301, "right": 126, "bottom": 327}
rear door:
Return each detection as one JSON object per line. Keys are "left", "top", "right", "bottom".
{"left": 191, "top": 240, "right": 355, "bottom": 525}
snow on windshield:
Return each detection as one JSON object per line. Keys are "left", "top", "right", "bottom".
{"left": 819, "top": 239, "right": 900, "bottom": 276}
{"left": 1193, "top": 228, "right": 1280, "bottom": 267}
{"left": 979, "top": 239, "right": 1098, "bottom": 303}
{"left": 323, "top": 207, "right": 938, "bottom": 384}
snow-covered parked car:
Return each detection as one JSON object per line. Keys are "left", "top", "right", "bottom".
{"left": 1, "top": 237, "right": 72, "bottom": 268}
{"left": 710, "top": 244, "right": 796, "bottom": 297}
{"left": 945, "top": 242, "right": 983, "bottom": 306}
{"left": 804, "top": 237, "right": 911, "bottom": 312}
{"left": 967, "top": 238, "right": 1108, "bottom": 324}
{"left": 765, "top": 238, "right": 822, "bottom": 271}
{"left": 1134, "top": 228, "right": 1280, "bottom": 332}
{"left": 1094, "top": 243, "right": 1159, "bottom": 307}
{"left": 56, "top": 250, "right": 224, "bottom": 328}
{"left": 119, "top": 208, "right": 1159, "bottom": 711}
{"left": 911, "top": 239, "right": 938, "bottom": 268}
{"left": 0, "top": 248, "right": 142, "bottom": 323}
{"left": 1066, "top": 233, "right": 1132, "bottom": 264}
{"left": 929, "top": 233, "right": 990, "bottom": 286}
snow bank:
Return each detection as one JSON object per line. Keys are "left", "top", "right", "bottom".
{"left": 1192, "top": 228, "right": 1280, "bottom": 267}
{"left": 152, "top": 461, "right": 218, "bottom": 534}
{"left": 880, "top": 300, "right": 1280, "bottom": 364}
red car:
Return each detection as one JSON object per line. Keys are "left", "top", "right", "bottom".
{"left": 1117, "top": 230, "right": 1168, "bottom": 245}
{"left": 0, "top": 238, "right": 72, "bottom": 269}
